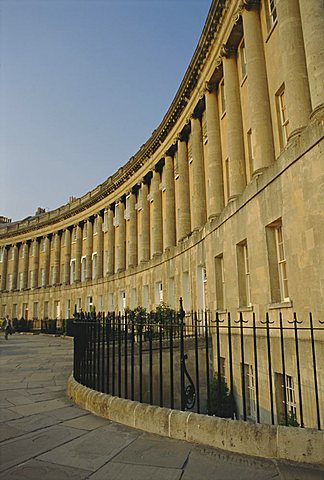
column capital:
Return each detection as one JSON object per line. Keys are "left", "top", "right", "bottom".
{"left": 165, "top": 143, "right": 176, "bottom": 157}
{"left": 221, "top": 43, "right": 236, "bottom": 59}
{"left": 143, "top": 171, "right": 153, "bottom": 185}
{"left": 155, "top": 158, "right": 165, "bottom": 173}
{"left": 131, "top": 183, "right": 141, "bottom": 195}
{"left": 178, "top": 125, "right": 190, "bottom": 142}
{"left": 242, "top": 0, "right": 260, "bottom": 11}
{"left": 120, "top": 194, "right": 127, "bottom": 205}
{"left": 206, "top": 81, "right": 218, "bottom": 93}
{"left": 95, "top": 209, "right": 105, "bottom": 219}
{"left": 192, "top": 98, "right": 205, "bottom": 119}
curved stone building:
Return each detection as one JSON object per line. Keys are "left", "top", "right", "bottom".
{"left": 1, "top": 0, "right": 324, "bottom": 324}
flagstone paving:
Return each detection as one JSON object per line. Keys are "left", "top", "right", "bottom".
{"left": 0, "top": 333, "right": 323, "bottom": 479}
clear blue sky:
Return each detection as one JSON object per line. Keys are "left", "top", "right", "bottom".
{"left": 1, "top": 0, "right": 211, "bottom": 222}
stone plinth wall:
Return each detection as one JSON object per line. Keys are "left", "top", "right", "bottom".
{"left": 67, "top": 374, "right": 324, "bottom": 466}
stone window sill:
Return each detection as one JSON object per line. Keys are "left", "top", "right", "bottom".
{"left": 265, "top": 19, "right": 278, "bottom": 44}
{"left": 237, "top": 305, "right": 254, "bottom": 313}
{"left": 268, "top": 300, "right": 293, "bottom": 310}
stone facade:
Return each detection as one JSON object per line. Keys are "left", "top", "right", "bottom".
{"left": 0, "top": 0, "right": 323, "bottom": 324}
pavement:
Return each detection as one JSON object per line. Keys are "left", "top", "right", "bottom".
{"left": 0, "top": 334, "right": 323, "bottom": 480}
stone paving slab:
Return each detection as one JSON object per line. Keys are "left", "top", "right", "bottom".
{"left": 6, "top": 411, "right": 61, "bottom": 434}
{"left": 275, "top": 463, "right": 324, "bottom": 480}
{"left": 62, "top": 413, "right": 111, "bottom": 430}
{"left": 0, "top": 425, "right": 85, "bottom": 472}
{"left": 8, "top": 397, "right": 70, "bottom": 416}
{"left": 0, "top": 423, "right": 22, "bottom": 443}
{"left": 0, "top": 459, "right": 91, "bottom": 480}
{"left": 89, "top": 461, "right": 183, "bottom": 480}
{"left": 45, "top": 405, "right": 89, "bottom": 421}
{"left": 38, "top": 423, "right": 139, "bottom": 472}
{"left": 113, "top": 433, "right": 191, "bottom": 469}
{"left": 181, "top": 447, "right": 277, "bottom": 480}
{"left": 0, "top": 408, "right": 23, "bottom": 422}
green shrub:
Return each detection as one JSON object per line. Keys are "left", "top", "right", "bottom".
{"left": 209, "top": 374, "right": 237, "bottom": 418}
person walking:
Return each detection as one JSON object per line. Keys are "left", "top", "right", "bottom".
{"left": 3, "top": 315, "right": 12, "bottom": 340}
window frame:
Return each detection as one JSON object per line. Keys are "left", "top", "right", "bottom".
{"left": 276, "top": 85, "right": 289, "bottom": 149}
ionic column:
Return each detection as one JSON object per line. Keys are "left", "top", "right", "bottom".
{"left": 54, "top": 232, "right": 61, "bottom": 285}
{"left": 31, "top": 239, "right": 39, "bottom": 288}
{"left": 177, "top": 135, "right": 191, "bottom": 240}
{"left": 44, "top": 236, "right": 50, "bottom": 286}
{"left": 205, "top": 86, "right": 224, "bottom": 218}
{"left": 85, "top": 219, "right": 93, "bottom": 280}
{"left": 64, "top": 229, "right": 71, "bottom": 284}
{"left": 139, "top": 181, "right": 150, "bottom": 263}
{"left": 299, "top": 0, "right": 324, "bottom": 117}
{"left": 152, "top": 169, "right": 163, "bottom": 256}
{"left": 128, "top": 191, "right": 137, "bottom": 267}
{"left": 75, "top": 225, "right": 82, "bottom": 282}
{"left": 222, "top": 46, "right": 246, "bottom": 199}
{"left": 1, "top": 246, "right": 8, "bottom": 291}
{"left": 12, "top": 244, "right": 19, "bottom": 290}
{"left": 22, "top": 243, "right": 29, "bottom": 289}
{"left": 277, "top": 0, "right": 311, "bottom": 137}
{"left": 107, "top": 206, "right": 114, "bottom": 275}
{"left": 96, "top": 214, "right": 103, "bottom": 279}
{"left": 191, "top": 115, "right": 207, "bottom": 230}
{"left": 164, "top": 155, "right": 176, "bottom": 249}
{"left": 242, "top": 3, "right": 274, "bottom": 174}
{"left": 116, "top": 200, "right": 126, "bottom": 272}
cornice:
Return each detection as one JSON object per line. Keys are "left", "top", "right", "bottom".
{"left": 0, "top": 0, "right": 227, "bottom": 242}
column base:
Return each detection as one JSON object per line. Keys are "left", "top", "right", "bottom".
{"left": 287, "top": 126, "right": 306, "bottom": 142}
{"left": 252, "top": 166, "right": 267, "bottom": 179}
{"left": 310, "top": 103, "right": 324, "bottom": 121}
{"left": 227, "top": 194, "right": 239, "bottom": 203}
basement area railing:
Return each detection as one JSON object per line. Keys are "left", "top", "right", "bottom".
{"left": 72, "top": 300, "right": 323, "bottom": 430}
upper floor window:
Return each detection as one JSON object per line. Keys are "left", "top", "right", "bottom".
{"left": 155, "top": 281, "right": 163, "bottom": 306}
{"left": 246, "top": 129, "right": 254, "bottom": 181}
{"left": 275, "top": 225, "right": 289, "bottom": 301}
{"left": 188, "top": 139, "right": 193, "bottom": 164}
{"left": 202, "top": 110, "right": 208, "bottom": 144}
{"left": 266, "top": 220, "right": 289, "bottom": 303}
{"left": 237, "top": 240, "right": 252, "bottom": 308}
{"left": 174, "top": 151, "right": 179, "bottom": 178}
{"left": 225, "top": 158, "right": 230, "bottom": 202}
{"left": 219, "top": 78, "right": 226, "bottom": 116}
{"left": 266, "top": 0, "right": 277, "bottom": 31}
{"left": 70, "top": 259, "right": 76, "bottom": 284}
{"left": 215, "top": 254, "right": 225, "bottom": 311}
{"left": 81, "top": 256, "right": 86, "bottom": 282}
{"left": 92, "top": 252, "right": 97, "bottom": 279}
{"left": 238, "top": 38, "right": 247, "bottom": 80}
{"left": 276, "top": 85, "right": 289, "bottom": 148}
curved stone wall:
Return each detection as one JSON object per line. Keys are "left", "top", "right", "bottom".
{"left": 67, "top": 375, "right": 324, "bottom": 465}
{"left": 1, "top": 0, "right": 324, "bottom": 325}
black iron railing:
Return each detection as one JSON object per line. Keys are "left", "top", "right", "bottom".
{"left": 72, "top": 302, "right": 323, "bottom": 430}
